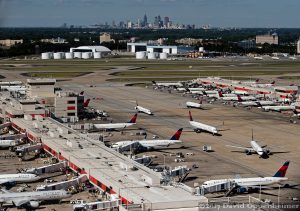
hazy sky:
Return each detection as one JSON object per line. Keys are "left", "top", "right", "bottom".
{"left": 0, "top": 0, "right": 299, "bottom": 27}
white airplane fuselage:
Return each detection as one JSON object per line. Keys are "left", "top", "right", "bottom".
{"left": 135, "top": 106, "right": 153, "bottom": 115}
{"left": 155, "top": 82, "right": 183, "bottom": 87}
{"left": 112, "top": 139, "right": 182, "bottom": 150}
{"left": 186, "top": 102, "right": 201, "bottom": 109}
{"left": 262, "top": 105, "right": 295, "bottom": 112}
{"left": 250, "top": 140, "right": 264, "bottom": 156}
{"left": 94, "top": 123, "right": 135, "bottom": 130}
{"left": 189, "top": 121, "right": 218, "bottom": 135}
{"left": 188, "top": 88, "right": 206, "bottom": 91}
{"left": 0, "top": 190, "right": 71, "bottom": 207}
{"left": 239, "top": 100, "right": 275, "bottom": 107}
{"left": 0, "top": 173, "right": 40, "bottom": 183}
{"left": 188, "top": 90, "right": 204, "bottom": 95}
{"left": 202, "top": 177, "right": 288, "bottom": 188}
{"left": 232, "top": 90, "right": 249, "bottom": 95}
{"left": 0, "top": 139, "right": 19, "bottom": 148}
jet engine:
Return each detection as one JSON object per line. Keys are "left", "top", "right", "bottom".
{"left": 237, "top": 186, "right": 249, "bottom": 193}
{"left": 264, "top": 149, "right": 271, "bottom": 155}
{"left": 245, "top": 150, "right": 252, "bottom": 155}
{"left": 29, "top": 201, "right": 40, "bottom": 208}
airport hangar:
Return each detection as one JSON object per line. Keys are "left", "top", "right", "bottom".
{"left": 127, "top": 43, "right": 194, "bottom": 55}
{"left": 70, "top": 46, "right": 111, "bottom": 55}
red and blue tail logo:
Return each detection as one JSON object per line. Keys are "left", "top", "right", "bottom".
{"left": 170, "top": 128, "right": 183, "bottom": 140}
{"left": 83, "top": 99, "right": 90, "bottom": 107}
{"left": 128, "top": 114, "right": 138, "bottom": 124}
{"left": 273, "top": 161, "right": 290, "bottom": 177}
{"left": 237, "top": 95, "right": 243, "bottom": 102}
{"left": 218, "top": 91, "right": 224, "bottom": 97}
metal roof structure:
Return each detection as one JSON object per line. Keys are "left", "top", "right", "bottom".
{"left": 70, "top": 46, "right": 111, "bottom": 53}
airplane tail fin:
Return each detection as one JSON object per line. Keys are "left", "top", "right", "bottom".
{"left": 80, "top": 91, "right": 84, "bottom": 95}
{"left": 273, "top": 161, "right": 290, "bottom": 177}
{"left": 128, "top": 114, "right": 138, "bottom": 124}
{"left": 189, "top": 111, "right": 193, "bottom": 121}
{"left": 271, "top": 81, "right": 275, "bottom": 85}
{"left": 83, "top": 99, "right": 90, "bottom": 107}
{"left": 152, "top": 81, "right": 157, "bottom": 85}
{"left": 218, "top": 91, "right": 223, "bottom": 97}
{"left": 170, "top": 128, "right": 183, "bottom": 140}
{"left": 237, "top": 95, "right": 243, "bottom": 102}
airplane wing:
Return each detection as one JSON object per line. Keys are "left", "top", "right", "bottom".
{"left": 226, "top": 145, "right": 252, "bottom": 151}
{"left": 0, "top": 179, "right": 13, "bottom": 185}
{"left": 0, "top": 188, "right": 12, "bottom": 193}
{"left": 12, "top": 197, "right": 31, "bottom": 207}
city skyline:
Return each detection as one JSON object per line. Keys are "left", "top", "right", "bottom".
{"left": 0, "top": 0, "right": 299, "bottom": 28}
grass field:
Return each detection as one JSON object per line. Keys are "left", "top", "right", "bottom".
{"left": 1, "top": 58, "right": 300, "bottom": 82}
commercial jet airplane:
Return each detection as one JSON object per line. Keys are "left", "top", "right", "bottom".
{"left": 0, "top": 189, "right": 71, "bottom": 208}
{"left": 134, "top": 102, "right": 153, "bottom": 115}
{"left": 201, "top": 161, "right": 290, "bottom": 194}
{"left": 262, "top": 104, "right": 295, "bottom": 112}
{"left": 186, "top": 99, "right": 203, "bottom": 109}
{"left": 226, "top": 140, "right": 272, "bottom": 158}
{"left": 0, "top": 173, "right": 40, "bottom": 186}
{"left": 152, "top": 81, "right": 183, "bottom": 87}
{"left": 111, "top": 128, "right": 183, "bottom": 151}
{"left": 93, "top": 114, "right": 138, "bottom": 130}
{"left": 236, "top": 97, "right": 276, "bottom": 107}
{"left": 218, "top": 93, "right": 256, "bottom": 101}
{"left": 251, "top": 81, "right": 275, "bottom": 88}
{"left": 188, "top": 111, "right": 218, "bottom": 135}
{"left": 292, "top": 109, "right": 300, "bottom": 118}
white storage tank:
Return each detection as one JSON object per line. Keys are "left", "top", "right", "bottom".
{"left": 53, "top": 52, "right": 63, "bottom": 59}
{"left": 74, "top": 52, "right": 82, "bottom": 59}
{"left": 82, "top": 52, "right": 92, "bottom": 59}
{"left": 93, "top": 52, "right": 102, "bottom": 59}
{"left": 159, "top": 52, "right": 168, "bottom": 60}
{"left": 147, "top": 52, "right": 157, "bottom": 60}
{"left": 199, "top": 47, "right": 204, "bottom": 52}
{"left": 136, "top": 51, "right": 146, "bottom": 59}
{"left": 41, "top": 52, "right": 52, "bottom": 60}
{"left": 65, "top": 52, "right": 74, "bottom": 59}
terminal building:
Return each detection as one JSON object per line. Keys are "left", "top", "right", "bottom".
{"left": 54, "top": 91, "right": 84, "bottom": 121}
{"left": 0, "top": 79, "right": 208, "bottom": 210}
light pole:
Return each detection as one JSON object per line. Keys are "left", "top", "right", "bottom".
{"left": 278, "top": 184, "right": 280, "bottom": 206}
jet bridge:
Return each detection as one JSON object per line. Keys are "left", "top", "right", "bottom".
{"left": 116, "top": 142, "right": 142, "bottom": 153}
{"left": 24, "top": 161, "right": 67, "bottom": 175}
{"left": 0, "top": 133, "right": 26, "bottom": 140}
{"left": 195, "top": 180, "right": 236, "bottom": 196}
{"left": 133, "top": 155, "right": 152, "bottom": 166}
{"left": 161, "top": 166, "right": 190, "bottom": 185}
{"left": 0, "top": 122, "right": 11, "bottom": 130}
{"left": 15, "top": 143, "right": 42, "bottom": 158}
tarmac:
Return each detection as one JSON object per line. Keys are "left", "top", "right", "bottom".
{"left": 60, "top": 80, "right": 300, "bottom": 205}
